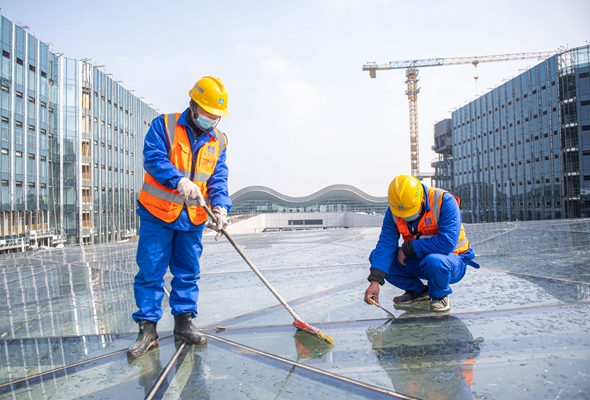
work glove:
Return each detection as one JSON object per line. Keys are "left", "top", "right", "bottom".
{"left": 206, "top": 206, "right": 228, "bottom": 241}
{"left": 177, "top": 177, "right": 206, "bottom": 207}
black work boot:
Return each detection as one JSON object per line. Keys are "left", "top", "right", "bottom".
{"left": 127, "top": 321, "right": 159, "bottom": 358}
{"left": 393, "top": 285, "right": 430, "bottom": 304}
{"left": 174, "top": 314, "right": 207, "bottom": 345}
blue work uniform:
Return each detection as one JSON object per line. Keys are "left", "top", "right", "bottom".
{"left": 132, "top": 108, "right": 231, "bottom": 323}
{"left": 369, "top": 187, "right": 477, "bottom": 299}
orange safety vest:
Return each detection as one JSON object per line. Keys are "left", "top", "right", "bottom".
{"left": 138, "top": 113, "right": 228, "bottom": 225}
{"left": 393, "top": 187, "right": 470, "bottom": 254}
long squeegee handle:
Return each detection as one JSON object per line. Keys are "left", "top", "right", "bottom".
{"left": 204, "top": 207, "right": 303, "bottom": 322}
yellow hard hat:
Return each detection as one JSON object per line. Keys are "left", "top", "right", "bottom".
{"left": 387, "top": 174, "right": 424, "bottom": 218}
{"left": 188, "top": 76, "right": 229, "bottom": 117}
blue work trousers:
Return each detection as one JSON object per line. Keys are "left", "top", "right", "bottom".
{"left": 385, "top": 251, "right": 467, "bottom": 299}
{"left": 132, "top": 217, "right": 205, "bottom": 323}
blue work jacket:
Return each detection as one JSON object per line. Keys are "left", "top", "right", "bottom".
{"left": 137, "top": 107, "right": 232, "bottom": 231}
{"left": 369, "top": 186, "right": 475, "bottom": 275}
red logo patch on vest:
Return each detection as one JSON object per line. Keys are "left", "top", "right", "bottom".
{"left": 424, "top": 217, "right": 433, "bottom": 225}
{"left": 208, "top": 145, "right": 215, "bottom": 153}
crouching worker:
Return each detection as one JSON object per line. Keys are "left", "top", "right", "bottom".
{"left": 364, "top": 174, "right": 479, "bottom": 312}
{"left": 128, "top": 76, "right": 231, "bottom": 358}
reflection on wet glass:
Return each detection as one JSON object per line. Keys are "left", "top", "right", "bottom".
{"left": 165, "top": 338, "right": 400, "bottom": 399}
{"left": 215, "top": 304, "right": 590, "bottom": 399}
{"left": 0, "top": 220, "right": 589, "bottom": 398}
{"left": 0, "top": 335, "right": 177, "bottom": 399}
{"left": 366, "top": 317, "right": 482, "bottom": 399}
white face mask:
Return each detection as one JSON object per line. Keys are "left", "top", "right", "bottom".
{"left": 194, "top": 112, "right": 219, "bottom": 131}
{"left": 402, "top": 207, "right": 422, "bottom": 222}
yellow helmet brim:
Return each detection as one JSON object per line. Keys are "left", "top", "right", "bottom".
{"left": 388, "top": 198, "right": 421, "bottom": 218}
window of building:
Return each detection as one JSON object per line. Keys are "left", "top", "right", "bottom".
{"left": 82, "top": 163, "right": 91, "bottom": 180}
{"left": 82, "top": 88, "right": 91, "bottom": 109}
{"left": 82, "top": 211, "right": 91, "bottom": 228}
{"left": 82, "top": 140, "right": 91, "bottom": 156}
{"left": 82, "top": 187, "right": 91, "bottom": 204}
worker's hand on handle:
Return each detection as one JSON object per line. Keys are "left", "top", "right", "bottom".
{"left": 206, "top": 206, "right": 228, "bottom": 241}
{"left": 177, "top": 178, "right": 206, "bottom": 207}
{"left": 364, "top": 281, "right": 381, "bottom": 305}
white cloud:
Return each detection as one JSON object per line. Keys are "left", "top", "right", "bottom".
{"left": 276, "top": 80, "right": 326, "bottom": 112}
{"left": 260, "top": 57, "right": 303, "bottom": 78}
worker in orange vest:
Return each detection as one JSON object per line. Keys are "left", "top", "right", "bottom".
{"left": 128, "top": 76, "right": 231, "bottom": 358}
{"left": 364, "top": 174, "right": 479, "bottom": 312}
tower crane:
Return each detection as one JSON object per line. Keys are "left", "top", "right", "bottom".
{"left": 363, "top": 51, "right": 558, "bottom": 177}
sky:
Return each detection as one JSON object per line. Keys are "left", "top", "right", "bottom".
{"left": 2, "top": 0, "right": 589, "bottom": 197}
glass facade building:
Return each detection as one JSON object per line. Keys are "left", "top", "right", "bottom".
{"left": 230, "top": 184, "right": 388, "bottom": 215}
{"left": 431, "top": 118, "right": 454, "bottom": 193}
{"left": 433, "top": 45, "right": 590, "bottom": 223}
{"left": 0, "top": 14, "right": 158, "bottom": 250}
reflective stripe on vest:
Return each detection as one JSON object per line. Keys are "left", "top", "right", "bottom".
{"left": 138, "top": 113, "right": 227, "bottom": 225}
{"left": 393, "top": 187, "right": 470, "bottom": 254}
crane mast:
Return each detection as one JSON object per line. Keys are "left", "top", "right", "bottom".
{"left": 405, "top": 68, "right": 420, "bottom": 177}
{"left": 363, "top": 51, "right": 558, "bottom": 178}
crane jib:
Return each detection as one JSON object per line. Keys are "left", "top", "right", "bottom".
{"left": 362, "top": 50, "right": 558, "bottom": 71}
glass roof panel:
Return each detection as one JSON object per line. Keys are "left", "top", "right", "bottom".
{"left": 0, "top": 219, "right": 589, "bottom": 398}
{"left": 0, "top": 333, "right": 142, "bottom": 384}
{"left": 208, "top": 268, "right": 589, "bottom": 328}
{"left": 0, "top": 335, "right": 178, "bottom": 398}
{"left": 161, "top": 338, "right": 402, "bottom": 399}
{"left": 212, "top": 304, "right": 590, "bottom": 399}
